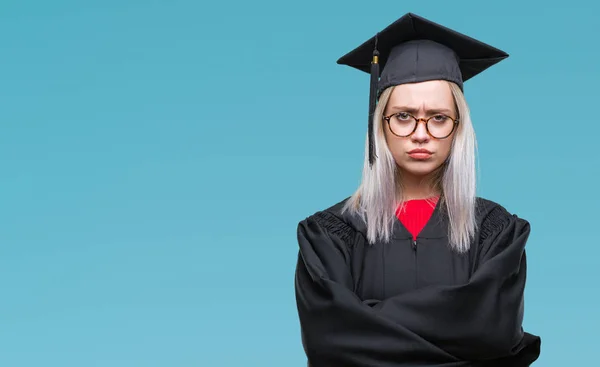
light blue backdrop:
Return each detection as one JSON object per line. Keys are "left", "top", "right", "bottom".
{"left": 1, "top": 0, "right": 597, "bottom": 366}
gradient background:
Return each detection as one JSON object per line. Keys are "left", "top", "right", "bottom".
{"left": 1, "top": 0, "right": 597, "bottom": 366}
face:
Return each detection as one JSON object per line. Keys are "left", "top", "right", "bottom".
{"left": 382, "top": 80, "right": 458, "bottom": 179}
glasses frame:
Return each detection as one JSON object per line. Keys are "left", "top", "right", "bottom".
{"left": 383, "top": 112, "right": 460, "bottom": 139}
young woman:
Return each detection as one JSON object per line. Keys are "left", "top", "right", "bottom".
{"left": 294, "top": 13, "right": 541, "bottom": 367}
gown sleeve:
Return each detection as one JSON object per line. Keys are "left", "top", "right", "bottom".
{"left": 294, "top": 206, "right": 541, "bottom": 367}
{"left": 369, "top": 205, "right": 541, "bottom": 364}
{"left": 294, "top": 210, "right": 466, "bottom": 367}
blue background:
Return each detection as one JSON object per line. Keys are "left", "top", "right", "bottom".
{"left": 1, "top": 0, "right": 597, "bottom": 366}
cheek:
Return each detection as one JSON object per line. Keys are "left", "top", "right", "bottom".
{"left": 438, "top": 140, "right": 453, "bottom": 159}
{"left": 384, "top": 133, "right": 408, "bottom": 157}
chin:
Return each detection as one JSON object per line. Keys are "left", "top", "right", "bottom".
{"left": 398, "top": 161, "right": 444, "bottom": 177}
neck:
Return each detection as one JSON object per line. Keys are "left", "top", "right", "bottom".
{"left": 398, "top": 171, "right": 440, "bottom": 201}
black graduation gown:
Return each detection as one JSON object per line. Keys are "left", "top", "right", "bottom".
{"left": 294, "top": 197, "right": 541, "bottom": 367}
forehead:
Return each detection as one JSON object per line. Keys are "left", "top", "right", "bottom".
{"left": 387, "top": 80, "right": 454, "bottom": 108}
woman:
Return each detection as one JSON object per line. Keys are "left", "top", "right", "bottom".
{"left": 294, "top": 13, "right": 541, "bottom": 367}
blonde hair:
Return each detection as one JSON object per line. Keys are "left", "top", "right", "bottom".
{"left": 341, "top": 81, "right": 478, "bottom": 253}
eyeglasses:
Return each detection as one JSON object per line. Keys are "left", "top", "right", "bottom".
{"left": 383, "top": 112, "right": 459, "bottom": 139}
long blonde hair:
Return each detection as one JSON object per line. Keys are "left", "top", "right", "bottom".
{"left": 341, "top": 81, "right": 478, "bottom": 253}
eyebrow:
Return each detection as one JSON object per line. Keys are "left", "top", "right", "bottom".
{"left": 387, "top": 106, "right": 454, "bottom": 115}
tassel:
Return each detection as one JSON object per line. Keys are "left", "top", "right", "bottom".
{"left": 368, "top": 34, "right": 380, "bottom": 167}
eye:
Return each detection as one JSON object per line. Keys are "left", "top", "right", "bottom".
{"left": 395, "top": 112, "right": 411, "bottom": 120}
{"left": 431, "top": 114, "right": 449, "bottom": 122}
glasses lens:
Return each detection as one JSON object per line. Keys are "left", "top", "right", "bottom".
{"left": 388, "top": 113, "right": 416, "bottom": 136}
{"left": 428, "top": 115, "right": 455, "bottom": 138}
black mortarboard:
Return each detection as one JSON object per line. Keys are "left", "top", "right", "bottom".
{"left": 337, "top": 12, "right": 509, "bottom": 166}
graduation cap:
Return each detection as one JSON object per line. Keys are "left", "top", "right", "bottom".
{"left": 337, "top": 12, "right": 509, "bottom": 166}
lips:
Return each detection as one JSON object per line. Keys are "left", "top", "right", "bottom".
{"left": 407, "top": 148, "right": 433, "bottom": 160}
{"left": 408, "top": 149, "right": 432, "bottom": 154}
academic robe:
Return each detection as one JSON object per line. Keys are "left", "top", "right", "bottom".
{"left": 294, "top": 197, "right": 541, "bottom": 367}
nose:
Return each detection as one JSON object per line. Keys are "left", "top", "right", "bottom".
{"left": 411, "top": 119, "right": 430, "bottom": 142}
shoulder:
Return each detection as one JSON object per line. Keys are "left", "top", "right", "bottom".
{"left": 297, "top": 196, "right": 365, "bottom": 244}
{"left": 474, "top": 196, "right": 530, "bottom": 242}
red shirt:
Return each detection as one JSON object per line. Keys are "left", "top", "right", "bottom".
{"left": 395, "top": 196, "right": 440, "bottom": 240}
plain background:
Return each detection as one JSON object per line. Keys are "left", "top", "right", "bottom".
{"left": 1, "top": 0, "right": 598, "bottom": 366}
